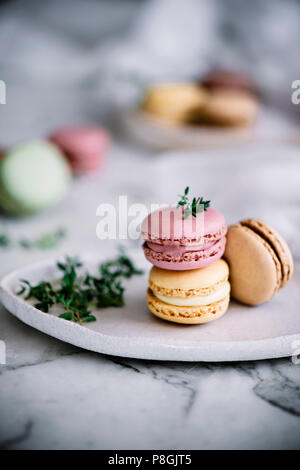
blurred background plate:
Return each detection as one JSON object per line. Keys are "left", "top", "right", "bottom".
{"left": 121, "top": 107, "right": 254, "bottom": 150}
{"left": 121, "top": 104, "right": 300, "bottom": 150}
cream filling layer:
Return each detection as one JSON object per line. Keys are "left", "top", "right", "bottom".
{"left": 154, "top": 282, "right": 230, "bottom": 306}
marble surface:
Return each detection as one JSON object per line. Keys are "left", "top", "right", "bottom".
{"left": 0, "top": 143, "right": 300, "bottom": 450}
{"left": 0, "top": 0, "right": 300, "bottom": 451}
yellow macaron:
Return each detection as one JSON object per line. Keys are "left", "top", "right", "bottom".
{"left": 147, "top": 259, "right": 230, "bottom": 324}
{"left": 141, "top": 83, "right": 208, "bottom": 124}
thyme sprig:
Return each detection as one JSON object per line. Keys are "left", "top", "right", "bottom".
{"left": 18, "top": 250, "right": 143, "bottom": 324}
{"left": 177, "top": 186, "right": 210, "bottom": 219}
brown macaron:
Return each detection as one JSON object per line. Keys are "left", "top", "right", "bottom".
{"left": 224, "top": 219, "right": 293, "bottom": 306}
{"left": 201, "top": 70, "right": 257, "bottom": 95}
{"left": 199, "top": 90, "right": 259, "bottom": 127}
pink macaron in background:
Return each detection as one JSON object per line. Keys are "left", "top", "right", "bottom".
{"left": 141, "top": 206, "right": 227, "bottom": 270}
{"left": 49, "top": 126, "right": 110, "bottom": 174}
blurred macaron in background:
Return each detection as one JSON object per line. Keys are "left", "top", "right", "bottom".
{"left": 49, "top": 126, "right": 110, "bottom": 175}
{"left": 0, "top": 140, "right": 71, "bottom": 215}
{"left": 200, "top": 69, "right": 258, "bottom": 95}
{"left": 0, "top": 125, "right": 110, "bottom": 216}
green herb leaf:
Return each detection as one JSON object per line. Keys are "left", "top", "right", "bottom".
{"left": 18, "top": 249, "right": 143, "bottom": 325}
{"left": 0, "top": 234, "right": 11, "bottom": 248}
{"left": 59, "top": 312, "right": 74, "bottom": 321}
{"left": 81, "top": 315, "right": 97, "bottom": 323}
{"left": 177, "top": 188, "right": 210, "bottom": 219}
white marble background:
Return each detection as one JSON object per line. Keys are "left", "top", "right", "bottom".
{"left": 0, "top": 0, "right": 300, "bottom": 450}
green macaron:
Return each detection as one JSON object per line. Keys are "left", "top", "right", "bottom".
{"left": 0, "top": 140, "right": 71, "bottom": 215}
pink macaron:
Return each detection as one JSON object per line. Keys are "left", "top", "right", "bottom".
{"left": 141, "top": 206, "right": 227, "bottom": 270}
{"left": 49, "top": 126, "right": 110, "bottom": 174}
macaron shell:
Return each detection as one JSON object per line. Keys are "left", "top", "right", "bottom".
{"left": 149, "top": 277, "right": 228, "bottom": 299}
{"left": 241, "top": 219, "right": 293, "bottom": 288}
{"left": 141, "top": 206, "right": 226, "bottom": 244}
{"left": 143, "top": 236, "right": 226, "bottom": 270}
{"left": 149, "top": 259, "right": 229, "bottom": 291}
{"left": 224, "top": 224, "right": 281, "bottom": 305}
{"left": 147, "top": 289, "right": 230, "bottom": 324}
{"left": 50, "top": 127, "right": 109, "bottom": 154}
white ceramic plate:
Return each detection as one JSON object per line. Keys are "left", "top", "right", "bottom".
{"left": 0, "top": 251, "right": 299, "bottom": 362}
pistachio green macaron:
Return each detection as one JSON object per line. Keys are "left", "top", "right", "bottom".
{"left": 0, "top": 140, "right": 71, "bottom": 215}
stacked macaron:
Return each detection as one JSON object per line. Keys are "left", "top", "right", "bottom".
{"left": 198, "top": 90, "right": 258, "bottom": 128}
{"left": 141, "top": 205, "right": 227, "bottom": 271}
{"left": 147, "top": 260, "right": 230, "bottom": 324}
{"left": 199, "top": 70, "right": 258, "bottom": 127}
{"left": 141, "top": 188, "right": 230, "bottom": 324}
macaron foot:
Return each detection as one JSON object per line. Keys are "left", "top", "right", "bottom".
{"left": 147, "top": 289, "right": 230, "bottom": 325}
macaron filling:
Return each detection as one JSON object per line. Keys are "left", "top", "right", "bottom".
{"left": 146, "top": 240, "right": 217, "bottom": 255}
{"left": 153, "top": 281, "right": 230, "bottom": 306}
{"left": 142, "top": 225, "right": 227, "bottom": 246}
{"left": 143, "top": 236, "right": 226, "bottom": 263}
